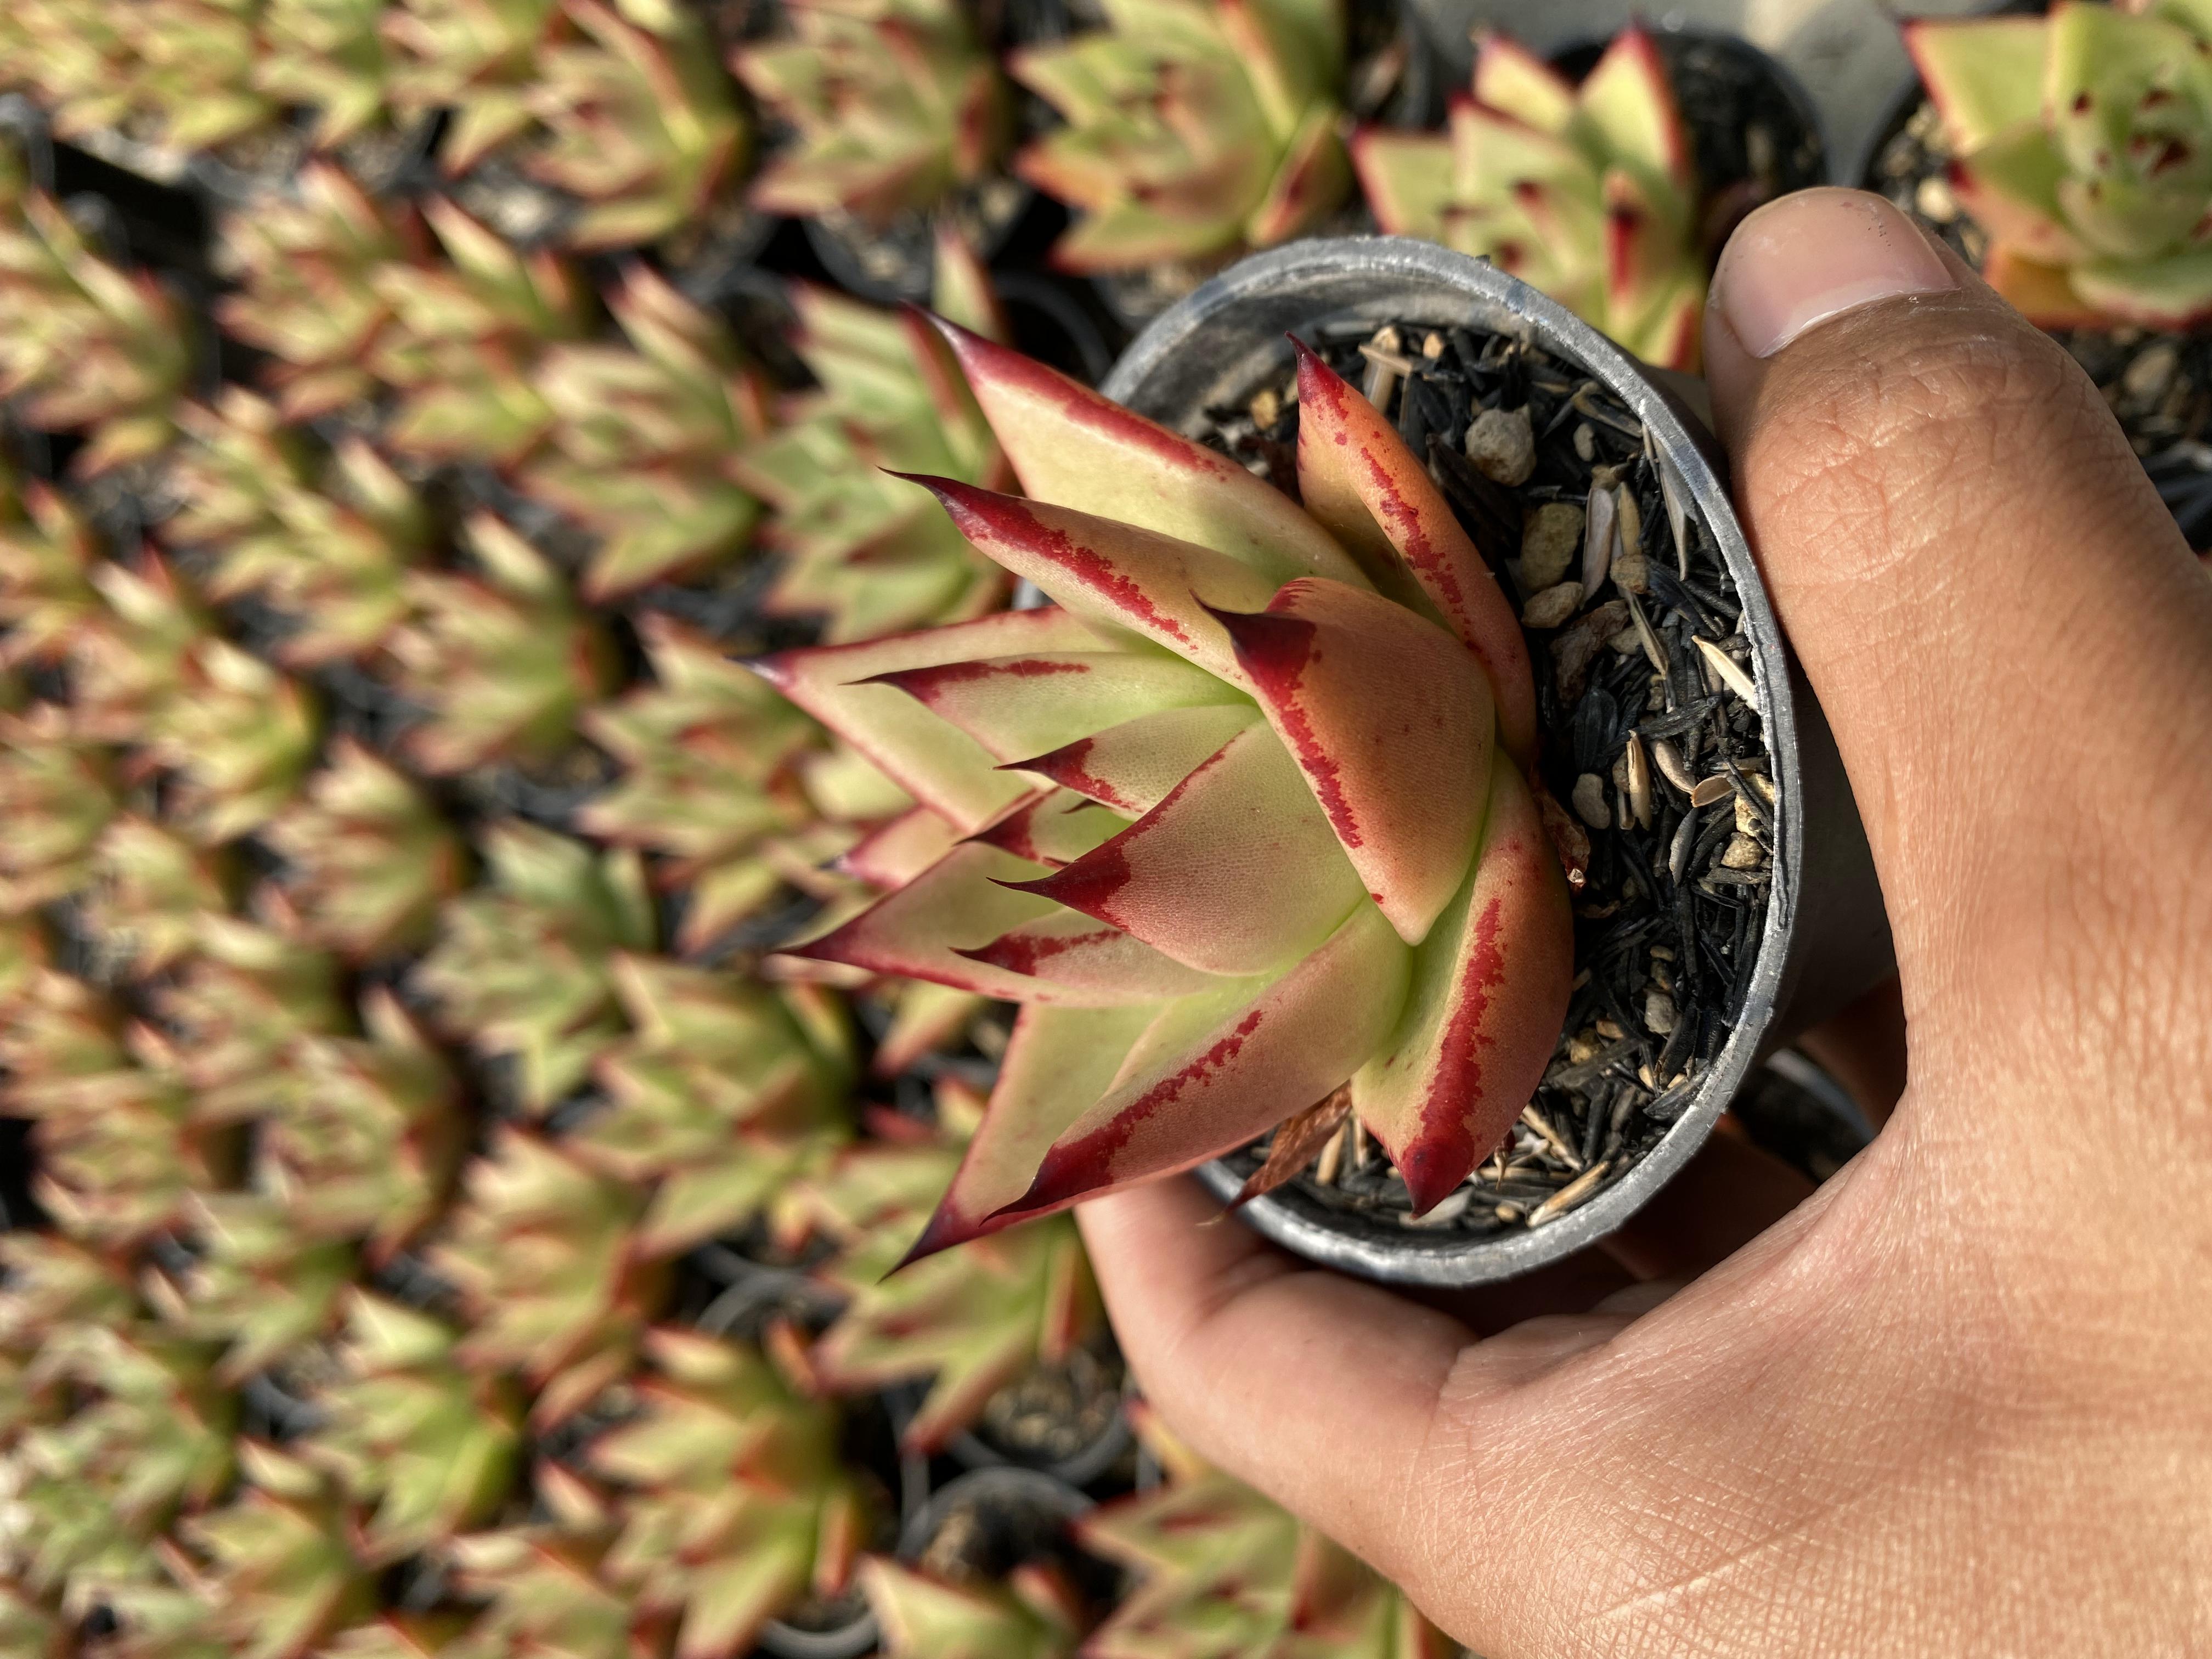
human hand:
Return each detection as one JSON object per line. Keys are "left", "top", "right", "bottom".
{"left": 1075, "top": 187, "right": 2212, "bottom": 1658}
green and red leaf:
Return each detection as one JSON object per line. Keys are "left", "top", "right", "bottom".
{"left": 866, "top": 650, "right": 1242, "bottom": 764}
{"left": 1350, "top": 763, "right": 1573, "bottom": 1214}
{"left": 1009, "top": 703, "right": 1262, "bottom": 816}
{"left": 1291, "top": 341, "right": 1537, "bottom": 765}
{"left": 1002, "top": 723, "right": 1367, "bottom": 977}
{"left": 1211, "top": 579, "right": 1491, "bottom": 944}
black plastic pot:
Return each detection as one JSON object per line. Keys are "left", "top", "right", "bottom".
{"left": 895, "top": 1465, "right": 1093, "bottom": 1573}
{"left": 1098, "top": 236, "right": 1893, "bottom": 1285}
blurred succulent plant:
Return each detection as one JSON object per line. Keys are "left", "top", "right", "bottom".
{"left": 72, "top": 1583, "right": 229, "bottom": 1659}
{"left": 0, "top": 972, "right": 217, "bottom": 1244}
{"left": 0, "top": 481, "right": 104, "bottom": 667}
{"left": 0, "top": 193, "right": 190, "bottom": 473}
{"left": 149, "top": 1192, "right": 356, "bottom": 1384}
{"left": 1009, "top": 0, "right": 1350, "bottom": 273}
{"left": 763, "top": 324, "right": 1569, "bottom": 1250}
{"left": 171, "top": 1443, "right": 374, "bottom": 1659}
{"left": 442, "top": 1480, "right": 651, "bottom": 1658}
{"left": 0, "top": 1583, "right": 69, "bottom": 1659}
{"left": 256, "top": 988, "right": 465, "bottom": 1256}
{"left": 66, "top": 552, "right": 205, "bottom": 747}
{"left": 430, "top": 1128, "right": 668, "bottom": 1425}
{"left": 733, "top": 0, "right": 1007, "bottom": 227}
{"left": 1354, "top": 27, "right": 1705, "bottom": 370}
{"left": 0, "top": 1320, "right": 235, "bottom": 1601}
{"left": 414, "top": 822, "right": 654, "bottom": 1108}
{"left": 154, "top": 917, "right": 347, "bottom": 1124}
{"left": 795, "top": 1094, "right": 1100, "bottom": 1454}
{"left": 164, "top": 391, "right": 431, "bottom": 663}
{"left": 583, "top": 1326, "right": 866, "bottom": 1659}
{"left": 0, "top": 704, "right": 119, "bottom": 911}
{"left": 578, "top": 615, "right": 854, "bottom": 953}
{"left": 384, "top": 0, "right": 562, "bottom": 172}
{"left": 319, "top": 1613, "right": 482, "bottom": 1659}
{"left": 1080, "top": 1405, "right": 1449, "bottom": 1659}
{"left": 81, "top": 815, "right": 231, "bottom": 976}
{"left": 147, "top": 641, "right": 320, "bottom": 842}
{"left": 386, "top": 515, "right": 616, "bottom": 776}
{"left": 525, "top": 0, "right": 746, "bottom": 249}
{"left": 567, "top": 959, "right": 853, "bottom": 1255}
{"left": 369, "top": 198, "right": 590, "bottom": 463}
{"left": 862, "top": 1555, "right": 1082, "bottom": 1659}
{"left": 1908, "top": 1, "right": 2212, "bottom": 327}
{"left": 215, "top": 167, "right": 416, "bottom": 420}
{"left": 258, "top": 0, "right": 398, "bottom": 148}
{"left": 113, "top": 0, "right": 278, "bottom": 155}
{"left": 305, "top": 1291, "right": 523, "bottom": 1562}
{"left": 517, "top": 267, "right": 771, "bottom": 599}
{"left": 266, "top": 740, "right": 467, "bottom": 961}
{"left": 738, "top": 252, "right": 1010, "bottom": 641}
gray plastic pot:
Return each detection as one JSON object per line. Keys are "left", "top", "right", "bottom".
{"left": 1096, "top": 235, "right": 1892, "bottom": 1286}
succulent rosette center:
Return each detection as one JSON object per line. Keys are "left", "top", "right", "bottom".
{"left": 759, "top": 324, "right": 1573, "bottom": 1255}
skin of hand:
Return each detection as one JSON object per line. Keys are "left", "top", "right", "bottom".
{"left": 1074, "top": 188, "right": 2212, "bottom": 1658}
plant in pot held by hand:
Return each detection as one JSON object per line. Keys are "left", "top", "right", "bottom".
{"left": 1010, "top": 0, "right": 1351, "bottom": 309}
{"left": 1353, "top": 26, "right": 1707, "bottom": 370}
{"left": 757, "top": 322, "right": 1573, "bottom": 1251}
{"left": 732, "top": 0, "right": 1012, "bottom": 298}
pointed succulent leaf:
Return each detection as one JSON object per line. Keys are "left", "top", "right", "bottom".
{"left": 1902, "top": 16, "right": 2053, "bottom": 152}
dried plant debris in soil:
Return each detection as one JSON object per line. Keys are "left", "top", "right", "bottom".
{"left": 1874, "top": 101, "right": 2212, "bottom": 548}
{"left": 1207, "top": 319, "right": 1774, "bottom": 1237}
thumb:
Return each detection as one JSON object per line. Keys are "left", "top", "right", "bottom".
{"left": 1702, "top": 188, "right": 2212, "bottom": 1081}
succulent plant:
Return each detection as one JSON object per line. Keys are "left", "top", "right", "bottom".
{"left": 794, "top": 1095, "right": 1100, "bottom": 1453}
{"left": 304, "top": 1291, "right": 523, "bottom": 1561}
{"left": 215, "top": 167, "right": 416, "bottom": 420}
{"left": 568, "top": 958, "right": 853, "bottom": 1255}
{"left": 258, "top": 0, "right": 398, "bottom": 148}
{"left": 516, "top": 267, "right": 771, "bottom": 599}
{"left": 1080, "top": 1405, "right": 1448, "bottom": 1659}
{"left": 266, "top": 741, "right": 467, "bottom": 961}
{"left": 0, "top": 192, "right": 190, "bottom": 473}
{"left": 0, "top": 704, "right": 119, "bottom": 911}
{"left": 67, "top": 552, "right": 206, "bottom": 747}
{"left": 172, "top": 1443, "right": 374, "bottom": 1659}
{"left": 384, "top": 0, "right": 562, "bottom": 172}
{"left": 150, "top": 1192, "right": 356, "bottom": 1384}
{"left": 524, "top": 0, "right": 746, "bottom": 250}
{"left": 0, "top": 1582, "right": 69, "bottom": 1659}
{"left": 74, "top": 1583, "right": 229, "bottom": 1659}
{"left": 862, "top": 1556, "right": 1080, "bottom": 1659}
{"left": 1908, "top": 2, "right": 2212, "bottom": 328}
{"left": 148, "top": 641, "right": 321, "bottom": 843}
{"left": 81, "top": 815, "right": 232, "bottom": 977}
{"left": 164, "top": 392, "right": 431, "bottom": 664}
{"left": 0, "top": 481, "right": 105, "bottom": 668}
{"left": 386, "top": 514, "right": 614, "bottom": 776}
{"left": 154, "top": 917, "right": 347, "bottom": 1126}
{"left": 736, "top": 263, "right": 1010, "bottom": 642}
{"left": 430, "top": 1128, "right": 668, "bottom": 1426}
{"left": 114, "top": 0, "right": 278, "bottom": 155}
{"left": 255, "top": 988, "right": 465, "bottom": 1256}
{"left": 1353, "top": 27, "right": 1706, "bottom": 370}
{"left": 0, "top": 1321, "right": 235, "bottom": 1600}
{"left": 319, "top": 1613, "right": 481, "bottom": 1659}
{"left": 583, "top": 1326, "right": 865, "bottom": 1659}
{"left": 732, "top": 0, "right": 1007, "bottom": 227}
{"left": 1008, "top": 0, "right": 1350, "bottom": 273}
{"left": 368, "top": 198, "right": 590, "bottom": 463}
{"left": 761, "top": 323, "right": 1571, "bottom": 1249}
{"left": 442, "top": 1483, "right": 648, "bottom": 1659}
{"left": 0, "top": 972, "right": 217, "bottom": 1244}
{"left": 578, "top": 614, "right": 849, "bottom": 954}
{"left": 414, "top": 822, "right": 654, "bottom": 1108}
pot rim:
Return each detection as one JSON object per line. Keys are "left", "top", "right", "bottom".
{"left": 1099, "top": 234, "right": 1804, "bottom": 1286}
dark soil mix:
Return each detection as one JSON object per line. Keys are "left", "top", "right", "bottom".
{"left": 1872, "top": 96, "right": 2212, "bottom": 548}
{"left": 1201, "top": 317, "right": 1775, "bottom": 1237}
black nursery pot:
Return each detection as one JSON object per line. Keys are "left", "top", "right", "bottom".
{"left": 1099, "top": 237, "right": 1892, "bottom": 1285}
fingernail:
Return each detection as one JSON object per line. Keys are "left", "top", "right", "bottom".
{"left": 1713, "top": 188, "right": 1954, "bottom": 359}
